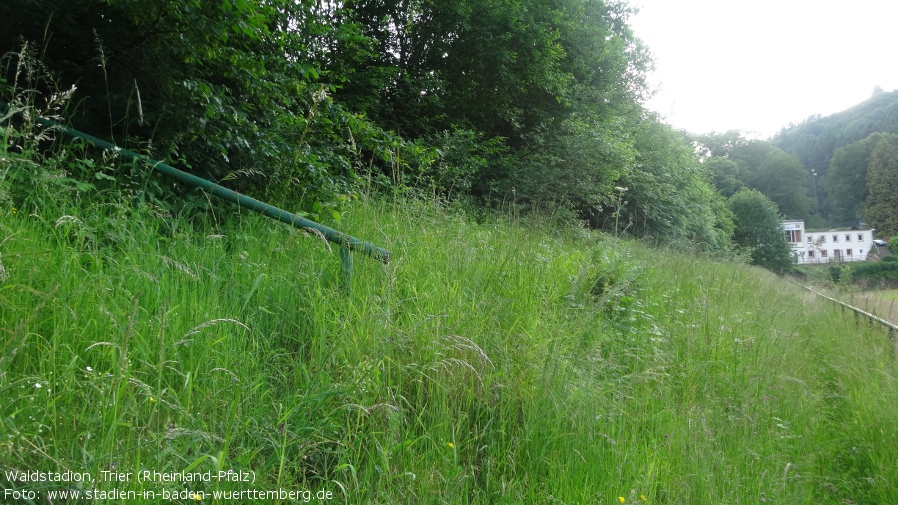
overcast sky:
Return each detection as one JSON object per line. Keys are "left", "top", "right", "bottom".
{"left": 629, "top": 0, "right": 898, "bottom": 138}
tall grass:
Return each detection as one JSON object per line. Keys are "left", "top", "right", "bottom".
{"left": 2, "top": 159, "right": 898, "bottom": 503}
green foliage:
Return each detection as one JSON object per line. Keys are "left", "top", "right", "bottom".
{"left": 416, "top": 128, "right": 506, "bottom": 200}
{"left": 773, "top": 90, "right": 898, "bottom": 178}
{"left": 694, "top": 132, "right": 817, "bottom": 226}
{"left": 830, "top": 259, "right": 898, "bottom": 284}
{"left": 691, "top": 129, "right": 750, "bottom": 159}
{"left": 704, "top": 156, "right": 743, "bottom": 197}
{"left": 336, "top": 0, "right": 655, "bottom": 217}
{"left": 728, "top": 189, "right": 794, "bottom": 273}
{"left": 1, "top": 50, "right": 129, "bottom": 212}
{"left": 1, "top": 0, "right": 734, "bottom": 255}
{"left": 0, "top": 0, "right": 394, "bottom": 217}
{"left": 823, "top": 134, "right": 880, "bottom": 226}
{"left": 511, "top": 113, "right": 633, "bottom": 217}
{"left": 730, "top": 140, "right": 814, "bottom": 221}
{"left": 772, "top": 90, "right": 898, "bottom": 224}
{"left": 829, "top": 264, "right": 844, "bottom": 283}
{"left": 862, "top": 134, "right": 898, "bottom": 236}
{"left": 615, "top": 118, "right": 734, "bottom": 251}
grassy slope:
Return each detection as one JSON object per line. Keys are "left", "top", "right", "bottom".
{"left": 1, "top": 197, "right": 897, "bottom": 504}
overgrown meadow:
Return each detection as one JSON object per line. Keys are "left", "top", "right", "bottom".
{"left": 2, "top": 170, "right": 897, "bottom": 504}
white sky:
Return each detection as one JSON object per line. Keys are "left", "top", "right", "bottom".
{"left": 629, "top": 0, "right": 898, "bottom": 138}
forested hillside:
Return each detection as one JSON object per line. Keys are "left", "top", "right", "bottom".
{"left": 773, "top": 90, "right": 898, "bottom": 181}
{"left": 770, "top": 90, "right": 898, "bottom": 228}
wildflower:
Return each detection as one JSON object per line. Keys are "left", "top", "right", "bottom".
{"left": 86, "top": 366, "right": 93, "bottom": 372}
{"left": 34, "top": 383, "right": 42, "bottom": 389}
{"left": 149, "top": 397, "right": 157, "bottom": 404}
{"left": 447, "top": 442, "right": 454, "bottom": 449}
{"left": 11, "top": 208, "right": 17, "bottom": 214}
{"left": 190, "top": 492, "right": 202, "bottom": 501}
{"left": 312, "top": 87, "right": 329, "bottom": 103}
{"left": 618, "top": 497, "right": 625, "bottom": 503}
{"left": 640, "top": 495, "right": 647, "bottom": 502}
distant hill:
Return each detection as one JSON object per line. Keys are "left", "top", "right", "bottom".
{"left": 771, "top": 90, "right": 898, "bottom": 179}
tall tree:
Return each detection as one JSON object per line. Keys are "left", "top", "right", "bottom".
{"left": 334, "top": 0, "right": 653, "bottom": 212}
{"left": 821, "top": 133, "right": 893, "bottom": 226}
{"left": 728, "top": 189, "right": 794, "bottom": 274}
{"left": 730, "top": 141, "right": 814, "bottom": 222}
{"left": 705, "top": 156, "right": 743, "bottom": 197}
{"left": 691, "top": 130, "right": 750, "bottom": 160}
{"left": 862, "top": 134, "right": 898, "bottom": 237}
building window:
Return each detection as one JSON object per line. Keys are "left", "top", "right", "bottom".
{"left": 833, "top": 234, "right": 839, "bottom": 243}
{"left": 785, "top": 229, "right": 802, "bottom": 243}
{"left": 821, "top": 235, "right": 826, "bottom": 243}
{"left": 807, "top": 235, "right": 813, "bottom": 243}
{"left": 846, "top": 234, "right": 852, "bottom": 242}
{"left": 847, "top": 249, "right": 853, "bottom": 256}
{"left": 858, "top": 233, "right": 864, "bottom": 241}
{"left": 808, "top": 250, "right": 815, "bottom": 258}
{"left": 821, "top": 250, "right": 828, "bottom": 257}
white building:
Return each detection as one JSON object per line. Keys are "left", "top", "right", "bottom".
{"left": 782, "top": 220, "right": 874, "bottom": 264}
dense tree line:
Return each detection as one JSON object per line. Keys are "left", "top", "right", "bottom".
{"left": 0, "top": 0, "right": 737, "bottom": 248}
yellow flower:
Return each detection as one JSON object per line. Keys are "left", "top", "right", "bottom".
{"left": 149, "top": 397, "right": 157, "bottom": 403}
{"left": 447, "top": 442, "right": 454, "bottom": 449}
{"left": 190, "top": 492, "right": 202, "bottom": 501}
{"left": 11, "top": 208, "right": 17, "bottom": 214}
{"left": 618, "top": 497, "right": 625, "bottom": 503}
{"left": 640, "top": 495, "right": 647, "bottom": 502}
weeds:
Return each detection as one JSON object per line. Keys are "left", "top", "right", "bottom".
{"left": 3, "top": 91, "right": 898, "bottom": 504}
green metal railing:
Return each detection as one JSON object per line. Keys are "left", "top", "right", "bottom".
{"left": 5, "top": 104, "right": 390, "bottom": 288}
